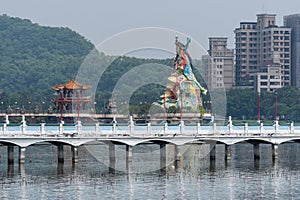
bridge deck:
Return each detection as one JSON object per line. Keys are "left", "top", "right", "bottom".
{"left": 0, "top": 123, "right": 299, "bottom": 147}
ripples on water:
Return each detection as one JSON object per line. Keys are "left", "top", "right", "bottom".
{"left": 0, "top": 142, "right": 300, "bottom": 199}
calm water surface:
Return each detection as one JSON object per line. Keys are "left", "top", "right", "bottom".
{"left": 1, "top": 142, "right": 300, "bottom": 199}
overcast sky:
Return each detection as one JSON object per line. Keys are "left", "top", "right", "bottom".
{"left": 1, "top": 0, "right": 299, "bottom": 50}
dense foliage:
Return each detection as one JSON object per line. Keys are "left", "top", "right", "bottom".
{"left": 0, "top": 14, "right": 94, "bottom": 109}
{"left": 226, "top": 86, "right": 300, "bottom": 122}
{"left": 0, "top": 15, "right": 172, "bottom": 114}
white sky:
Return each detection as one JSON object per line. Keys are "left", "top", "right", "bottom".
{"left": 0, "top": 0, "right": 299, "bottom": 50}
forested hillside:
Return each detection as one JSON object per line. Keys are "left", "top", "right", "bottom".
{"left": 0, "top": 14, "right": 94, "bottom": 106}
{"left": 0, "top": 15, "right": 172, "bottom": 113}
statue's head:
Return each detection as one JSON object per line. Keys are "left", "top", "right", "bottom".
{"left": 175, "top": 36, "right": 185, "bottom": 54}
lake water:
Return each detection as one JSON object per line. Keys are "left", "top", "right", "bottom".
{"left": 1, "top": 141, "right": 300, "bottom": 199}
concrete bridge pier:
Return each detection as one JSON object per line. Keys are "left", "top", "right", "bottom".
{"left": 210, "top": 144, "right": 216, "bottom": 161}
{"left": 8, "top": 163, "right": 14, "bottom": 177}
{"left": 7, "top": 145, "right": 14, "bottom": 164}
{"left": 126, "top": 145, "right": 133, "bottom": 173}
{"left": 254, "top": 157, "right": 260, "bottom": 169}
{"left": 71, "top": 146, "right": 78, "bottom": 163}
{"left": 253, "top": 143, "right": 260, "bottom": 160}
{"left": 109, "top": 143, "right": 116, "bottom": 172}
{"left": 160, "top": 143, "right": 167, "bottom": 170}
{"left": 57, "top": 144, "right": 64, "bottom": 163}
{"left": 272, "top": 144, "right": 279, "bottom": 160}
{"left": 57, "top": 162, "right": 64, "bottom": 174}
{"left": 18, "top": 162, "right": 25, "bottom": 176}
{"left": 19, "top": 147, "right": 26, "bottom": 164}
{"left": 126, "top": 145, "right": 133, "bottom": 162}
{"left": 225, "top": 145, "right": 232, "bottom": 161}
{"left": 126, "top": 160, "right": 132, "bottom": 173}
{"left": 210, "top": 144, "right": 216, "bottom": 170}
{"left": 174, "top": 145, "right": 182, "bottom": 163}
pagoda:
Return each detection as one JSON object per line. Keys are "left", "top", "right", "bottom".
{"left": 51, "top": 78, "right": 92, "bottom": 122}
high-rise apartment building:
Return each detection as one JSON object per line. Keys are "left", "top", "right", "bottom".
{"left": 284, "top": 14, "right": 300, "bottom": 89}
{"left": 234, "top": 22, "right": 259, "bottom": 86}
{"left": 203, "top": 37, "right": 234, "bottom": 90}
{"left": 234, "top": 14, "right": 291, "bottom": 89}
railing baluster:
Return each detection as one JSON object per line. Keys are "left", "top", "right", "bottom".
{"left": 147, "top": 122, "right": 151, "bottom": 135}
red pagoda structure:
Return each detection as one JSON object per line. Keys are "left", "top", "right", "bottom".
{"left": 51, "top": 78, "right": 92, "bottom": 122}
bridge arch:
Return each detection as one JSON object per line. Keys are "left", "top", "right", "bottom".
{"left": 190, "top": 138, "right": 276, "bottom": 145}
{"left": 93, "top": 138, "right": 178, "bottom": 146}
{"left": 135, "top": 139, "right": 177, "bottom": 146}
{"left": 277, "top": 138, "right": 300, "bottom": 144}
{"left": 244, "top": 138, "right": 274, "bottom": 145}
{"left": 132, "top": 138, "right": 205, "bottom": 146}
{"left": 25, "top": 140, "right": 75, "bottom": 147}
{"left": 0, "top": 140, "right": 21, "bottom": 147}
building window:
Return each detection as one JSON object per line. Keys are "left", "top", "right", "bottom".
{"left": 261, "top": 76, "right": 268, "bottom": 79}
{"left": 270, "top": 82, "right": 280, "bottom": 85}
{"left": 261, "top": 82, "right": 268, "bottom": 86}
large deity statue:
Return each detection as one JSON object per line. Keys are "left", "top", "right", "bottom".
{"left": 158, "top": 36, "right": 207, "bottom": 114}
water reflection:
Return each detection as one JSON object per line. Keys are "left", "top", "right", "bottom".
{"left": 7, "top": 162, "right": 14, "bottom": 177}
{"left": 19, "top": 164, "right": 25, "bottom": 177}
{"left": 0, "top": 143, "right": 300, "bottom": 199}
{"left": 57, "top": 162, "right": 64, "bottom": 175}
{"left": 254, "top": 158, "right": 260, "bottom": 170}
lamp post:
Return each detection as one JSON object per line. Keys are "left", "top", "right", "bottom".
{"left": 28, "top": 101, "right": 31, "bottom": 114}
{"left": 257, "top": 91, "right": 261, "bottom": 123}
{"left": 163, "top": 97, "right": 166, "bottom": 122}
{"left": 1, "top": 101, "right": 3, "bottom": 113}
{"left": 42, "top": 101, "right": 45, "bottom": 114}
{"left": 94, "top": 101, "right": 97, "bottom": 114}
{"left": 274, "top": 90, "right": 278, "bottom": 121}
{"left": 180, "top": 90, "right": 183, "bottom": 121}
{"left": 77, "top": 91, "right": 81, "bottom": 122}
{"left": 15, "top": 102, "right": 18, "bottom": 114}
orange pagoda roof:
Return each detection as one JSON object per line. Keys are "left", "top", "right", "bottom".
{"left": 52, "top": 78, "right": 91, "bottom": 91}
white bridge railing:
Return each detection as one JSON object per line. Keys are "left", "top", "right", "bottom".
{"left": 0, "top": 117, "right": 299, "bottom": 137}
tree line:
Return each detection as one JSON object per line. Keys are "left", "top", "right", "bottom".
{"left": 226, "top": 87, "right": 300, "bottom": 122}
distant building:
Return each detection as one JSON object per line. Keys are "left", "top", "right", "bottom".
{"left": 234, "top": 14, "right": 291, "bottom": 88}
{"left": 203, "top": 37, "right": 234, "bottom": 90}
{"left": 254, "top": 62, "right": 282, "bottom": 92}
{"left": 284, "top": 14, "right": 300, "bottom": 89}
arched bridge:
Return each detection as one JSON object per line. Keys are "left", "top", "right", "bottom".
{"left": 1, "top": 120, "right": 300, "bottom": 166}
